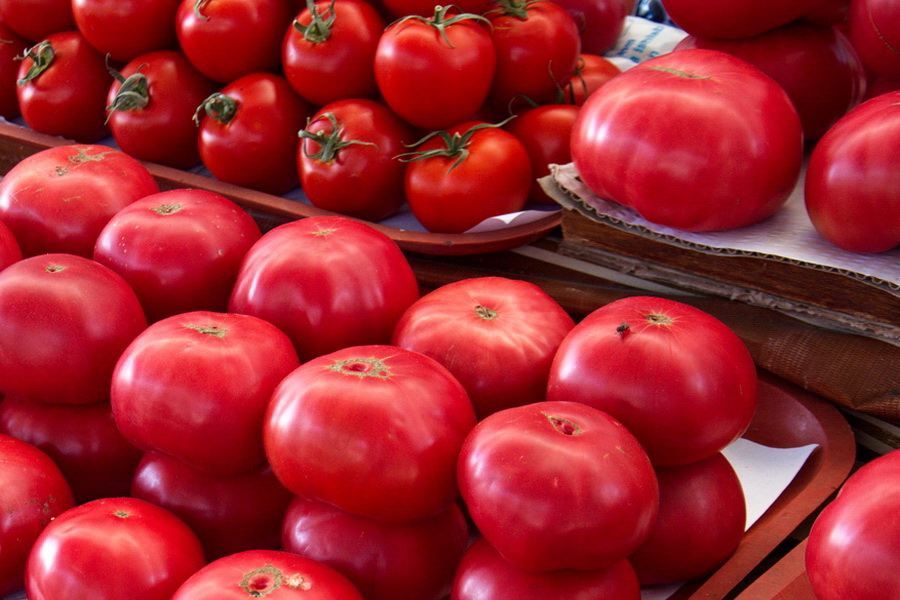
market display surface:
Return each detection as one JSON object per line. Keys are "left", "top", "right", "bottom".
{"left": 0, "top": 0, "right": 898, "bottom": 599}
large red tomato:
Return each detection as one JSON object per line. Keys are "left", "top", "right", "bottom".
{"left": 0, "top": 19, "right": 27, "bottom": 118}
{"left": 170, "top": 549, "right": 364, "bottom": 600}
{"left": 111, "top": 310, "right": 299, "bottom": 476}
{"left": 0, "top": 144, "right": 160, "bottom": 258}
{"left": 25, "top": 496, "right": 206, "bottom": 600}
{"left": 0, "top": 254, "right": 147, "bottom": 405}
{"left": 457, "top": 400, "right": 659, "bottom": 572}
{"left": 72, "top": 0, "right": 180, "bottom": 62}
{"left": 547, "top": 296, "right": 758, "bottom": 466}
{"left": 0, "top": 397, "right": 142, "bottom": 503}
{"left": 228, "top": 216, "right": 420, "bottom": 362}
{"left": 392, "top": 276, "right": 575, "bottom": 419}
{"left": 571, "top": 48, "right": 803, "bottom": 232}
{"left": 265, "top": 345, "right": 477, "bottom": 523}
{"left": 848, "top": 0, "right": 900, "bottom": 79}
{"left": 93, "top": 188, "right": 263, "bottom": 322}
{"left": 661, "top": 0, "right": 846, "bottom": 38}
{"left": 282, "top": 497, "right": 469, "bottom": 600}
{"left": 806, "top": 449, "right": 900, "bottom": 600}
{"left": 0, "top": 434, "right": 74, "bottom": 596}
{"left": 805, "top": 91, "right": 900, "bottom": 253}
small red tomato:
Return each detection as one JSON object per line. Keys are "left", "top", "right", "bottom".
{"left": 0, "top": 0, "right": 74, "bottom": 42}
{"left": 559, "top": 53, "right": 621, "bottom": 105}
{"left": 72, "top": 0, "right": 180, "bottom": 62}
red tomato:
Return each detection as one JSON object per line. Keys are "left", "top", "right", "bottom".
{"left": 72, "top": 0, "right": 180, "bottom": 62}
{"left": 374, "top": 7, "right": 496, "bottom": 130}
{"left": 661, "top": 0, "right": 842, "bottom": 38}
{"left": 0, "top": 144, "right": 159, "bottom": 258}
{"left": 282, "top": 0, "right": 385, "bottom": 107}
{"left": 558, "top": 53, "right": 621, "bottom": 105}
{"left": 0, "top": 254, "right": 147, "bottom": 405}
{"left": 0, "top": 19, "right": 27, "bottom": 118}
{"left": 170, "top": 549, "right": 364, "bottom": 600}
{"left": 806, "top": 449, "right": 900, "bottom": 600}
{"left": 458, "top": 400, "right": 658, "bottom": 571}
{"left": 676, "top": 21, "right": 867, "bottom": 140}
{"left": 299, "top": 98, "right": 415, "bottom": 220}
{"left": 131, "top": 450, "right": 294, "bottom": 560}
{"left": 848, "top": 0, "right": 900, "bottom": 79}
{"left": 392, "top": 276, "right": 575, "bottom": 419}
{"left": 106, "top": 49, "right": 217, "bottom": 169}
{"left": 15, "top": 31, "right": 110, "bottom": 142}
{"left": 571, "top": 48, "right": 803, "bottom": 232}
{"left": 452, "top": 537, "right": 642, "bottom": 600}
{"left": 381, "top": 0, "right": 491, "bottom": 19}
{"left": 94, "top": 188, "right": 262, "bottom": 322}
{"left": 175, "top": 0, "right": 295, "bottom": 83}
{"left": 0, "top": 0, "right": 74, "bottom": 42}
{"left": 805, "top": 91, "right": 900, "bottom": 253}
{"left": 0, "top": 434, "right": 74, "bottom": 596}
{"left": 111, "top": 310, "right": 299, "bottom": 476}
{"left": 282, "top": 497, "right": 469, "bottom": 600}
{"left": 629, "top": 452, "right": 746, "bottom": 585}
{"left": 25, "top": 496, "right": 206, "bottom": 600}
{"left": 0, "top": 397, "right": 142, "bottom": 503}
{"left": 0, "top": 219, "right": 22, "bottom": 271}
{"left": 403, "top": 121, "right": 532, "bottom": 233}
{"left": 549, "top": 0, "right": 634, "bottom": 54}
{"left": 265, "top": 345, "right": 477, "bottom": 523}
{"left": 547, "top": 296, "right": 758, "bottom": 466}
{"left": 228, "top": 216, "right": 420, "bottom": 361}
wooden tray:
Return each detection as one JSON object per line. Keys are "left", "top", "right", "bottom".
{"left": 733, "top": 538, "right": 816, "bottom": 600}
{"left": 0, "top": 121, "right": 561, "bottom": 256}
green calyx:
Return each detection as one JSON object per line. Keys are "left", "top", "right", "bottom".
{"left": 16, "top": 40, "right": 54, "bottom": 85}
{"left": 193, "top": 92, "right": 239, "bottom": 126}
{"left": 484, "top": 0, "right": 539, "bottom": 20}
{"left": 193, "top": 0, "right": 212, "bottom": 21}
{"left": 392, "top": 5, "right": 491, "bottom": 48}
{"left": 395, "top": 117, "right": 515, "bottom": 172}
{"left": 293, "top": 0, "right": 337, "bottom": 44}
{"left": 298, "top": 112, "right": 376, "bottom": 163}
{"left": 105, "top": 55, "right": 149, "bottom": 117}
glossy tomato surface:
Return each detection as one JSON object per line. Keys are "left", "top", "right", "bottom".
{"left": 0, "top": 0, "right": 74, "bottom": 41}
{"left": 661, "top": 0, "right": 841, "bottom": 38}
{"left": 547, "top": 296, "right": 758, "bottom": 466}
{"left": 265, "top": 344, "right": 477, "bottom": 523}
{"left": 72, "top": 0, "right": 180, "bottom": 62}
{"left": 848, "top": 0, "right": 900, "bottom": 79}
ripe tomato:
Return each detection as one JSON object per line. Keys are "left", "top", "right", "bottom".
{"left": 0, "top": 144, "right": 159, "bottom": 258}
{"left": 0, "top": 254, "right": 147, "bottom": 405}
{"left": 25, "top": 496, "right": 206, "bottom": 600}
{"left": 72, "top": 0, "right": 180, "bottom": 62}
{"left": 558, "top": 53, "right": 621, "bottom": 105}
{"left": 298, "top": 98, "right": 416, "bottom": 221}
{"left": 282, "top": 0, "right": 385, "bottom": 107}
{"left": 15, "top": 31, "right": 110, "bottom": 142}
{"left": 0, "top": 434, "right": 74, "bottom": 597}
{"left": 374, "top": 6, "right": 496, "bottom": 130}
{"left": 0, "top": 219, "right": 22, "bottom": 271}
{"left": 228, "top": 216, "right": 420, "bottom": 361}
{"left": 0, "top": 0, "right": 74, "bottom": 42}
{"left": 403, "top": 121, "right": 532, "bottom": 233}
{"left": 805, "top": 90, "right": 900, "bottom": 253}
{"left": 131, "top": 450, "right": 294, "bottom": 560}
{"left": 549, "top": 0, "right": 634, "bottom": 54}
{"left": 282, "top": 498, "right": 469, "bottom": 600}
{"left": 106, "top": 49, "right": 217, "bottom": 169}
{"left": 381, "top": 0, "right": 491, "bottom": 19}
{"left": 571, "top": 48, "right": 803, "bottom": 232}
{"left": 170, "top": 549, "right": 364, "bottom": 600}
{"left": 547, "top": 296, "right": 758, "bottom": 466}
{"left": 111, "top": 310, "right": 299, "bottom": 476}
{"left": 175, "top": 0, "right": 295, "bottom": 83}
{"left": 848, "top": 0, "right": 900, "bottom": 79}
{"left": 94, "top": 188, "right": 262, "bottom": 322}
{"left": 661, "top": 0, "right": 840, "bottom": 39}
{"left": 0, "top": 19, "right": 27, "bottom": 118}
{"left": 392, "top": 276, "right": 575, "bottom": 419}
{"left": 265, "top": 345, "right": 477, "bottom": 523}
{"left": 458, "top": 400, "right": 658, "bottom": 571}
{"left": 452, "top": 537, "right": 642, "bottom": 600}
{"left": 0, "top": 397, "right": 142, "bottom": 503}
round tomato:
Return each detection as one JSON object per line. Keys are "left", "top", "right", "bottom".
{"left": 571, "top": 48, "right": 803, "bottom": 232}
{"left": 0, "top": 0, "right": 74, "bottom": 42}
{"left": 93, "top": 188, "right": 262, "bottom": 322}
{"left": 25, "top": 496, "right": 206, "bottom": 600}
{"left": 458, "top": 400, "right": 658, "bottom": 571}
{"left": 848, "top": 0, "right": 900, "bottom": 79}
{"left": 374, "top": 6, "right": 496, "bottom": 130}
{"left": 547, "top": 296, "right": 758, "bottom": 466}
{"left": 0, "top": 144, "right": 159, "bottom": 258}
{"left": 403, "top": 120, "right": 532, "bottom": 233}
{"left": 0, "top": 254, "right": 147, "bottom": 405}
{"left": 661, "top": 0, "right": 836, "bottom": 39}
{"left": 805, "top": 90, "right": 900, "bottom": 253}
{"left": 549, "top": 0, "right": 634, "bottom": 54}
{"left": 131, "top": 450, "right": 294, "bottom": 560}
{"left": 15, "top": 30, "right": 110, "bottom": 142}
{"left": 72, "top": 0, "right": 180, "bottom": 62}
{"left": 0, "top": 434, "right": 74, "bottom": 597}
{"left": 228, "top": 216, "right": 420, "bottom": 361}
{"left": 106, "top": 49, "right": 217, "bottom": 169}
{"left": 0, "top": 219, "right": 22, "bottom": 271}
{"left": 299, "top": 98, "right": 415, "bottom": 220}
{"left": 0, "top": 397, "right": 142, "bottom": 503}
{"left": 282, "top": 497, "right": 469, "bottom": 600}
{"left": 282, "top": 0, "right": 385, "bottom": 107}
{"left": 111, "top": 310, "right": 299, "bottom": 476}
{"left": 558, "top": 53, "right": 621, "bottom": 105}
{"left": 392, "top": 276, "right": 575, "bottom": 419}
{"left": 452, "top": 537, "right": 641, "bottom": 600}
{"left": 265, "top": 344, "right": 477, "bottom": 523}
{"left": 170, "top": 549, "right": 364, "bottom": 600}
{"left": 0, "top": 19, "right": 28, "bottom": 118}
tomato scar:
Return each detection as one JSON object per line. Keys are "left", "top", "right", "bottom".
{"left": 542, "top": 412, "right": 584, "bottom": 436}
{"left": 239, "top": 565, "right": 282, "bottom": 597}
{"left": 329, "top": 357, "right": 392, "bottom": 379}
